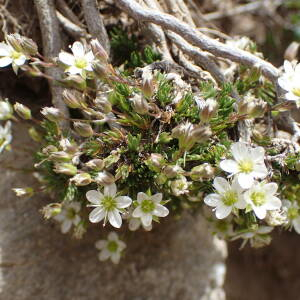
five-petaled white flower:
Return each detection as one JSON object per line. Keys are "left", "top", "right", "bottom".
{"left": 220, "top": 142, "right": 268, "bottom": 189}
{"left": 170, "top": 175, "right": 191, "bottom": 196}
{"left": 244, "top": 181, "right": 281, "bottom": 219}
{"left": 0, "top": 100, "right": 13, "bottom": 120}
{"left": 59, "top": 41, "right": 94, "bottom": 77}
{"left": 282, "top": 200, "right": 300, "bottom": 234}
{"left": 95, "top": 232, "right": 126, "bottom": 264}
{"left": 86, "top": 183, "right": 132, "bottom": 228}
{"left": 278, "top": 60, "right": 300, "bottom": 106}
{"left": 204, "top": 177, "right": 246, "bottom": 219}
{"left": 0, "top": 42, "right": 27, "bottom": 73}
{"left": 132, "top": 192, "right": 169, "bottom": 227}
{"left": 54, "top": 201, "right": 81, "bottom": 233}
{"left": 0, "top": 121, "right": 12, "bottom": 153}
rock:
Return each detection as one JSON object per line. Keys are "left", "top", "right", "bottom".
{"left": 0, "top": 123, "right": 227, "bottom": 300}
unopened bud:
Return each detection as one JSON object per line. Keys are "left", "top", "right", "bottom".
{"left": 94, "top": 171, "right": 115, "bottom": 185}
{"left": 49, "top": 151, "right": 72, "bottom": 162}
{"left": 6, "top": 33, "right": 22, "bottom": 52}
{"left": 42, "top": 145, "right": 58, "bottom": 155}
{"left": 70, "top": 173, "right": 92, "bottom": 186}
{"left": 20, "top": 36, "right": 38, "bottom": 56}
{"left": 145, "top": 153, "right": 165, "bottom": 172}
{"left": 155, "top": 173, "right": 168, "bottom": 185}
{"left": 130, "top": 94, "right": 149, "bottom": 115}
{"left": 94, "top": 96, "right": 112, "bottom": 113}
{"left": 14, "top": 102, "right": 31, "bottom": 120}
{"left": 190, "top": 163, "right": 215, "bottom": 181}
{"left": 163, "top": 165, "right": 184, "bottom": 178}
{"left": 199, "top": 98, "right": 218, "bottom": 122}
{"left": 0, "top": 100, "right": 13, "bottom": 120}
{"left": 73, "top": 121, "right": 93, "bottom": 137}
{"left": 41, "top": 203, "right": 62, "bottom": 219}
{"left": 92, "top": 61, "right": 108, "bottom": 78}
{"left": 12, "top": 187, "right": 34, "bottom": 197}
{"left": 41, "top": 107, "right": 63, "bottom": 122}
{"left": 53, "top": 163, "right": 77, "bottom": 176}
{"left": 62, "top": 89, "right": 86, "bottom": 109}
{"left": 86, "top": 159, "right": 105, "bottom": 170}
{"left": 158, "top": 132, "right": 172, "bottom": 143}
{"left": 28, "top": 127, "right": 43, "bottom": 142}
{"left": 249, "top": 100, "right": 267, "bottom": 118}
{"left": 90, "top": 39, "right": 109, "bottom": 62}
{"left": 141, "top": 68, "right": 154, "bottom": 98}
{"left": 61, "top": 75, "right": 87, "bottom": 90}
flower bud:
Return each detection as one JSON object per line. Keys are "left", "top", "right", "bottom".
{"left": 141, "top": 68, "right": 155, "bottom": 98}
{"left": 61, "top": 74, "right": 87, "bottom": 90}
{"left": 163, "top": 165, "right": 184, "bottom": 178}
{"left": 249, "top": 100, "right": 267, "bottom": 118}
{"left": 62, "top": 89, "right": 86, "bottom": 109}
{"left": 295, "top": 160, "right": 300, "bottom": 172}
{"left": 41, "top": 203, "right": 62, "bottom": 219}
{"left": 130, "top": 94, "right": 149, "bottom": 115}
{"left": 28, "top": 127, "right": 43, "bottom": 142}
{"left": 59, "top": 138, "right": 77, "bottom": 154}
{"left": 53, "top": 163, "right": 77, "bottom": 176}
{"left": 49, "top": 151, "right": 72, "bottom": 162}
{"left": 94, "top": 171, "right": 115, "bottom": 185}
{"left": 73, "top": 121, "right": 93, "bottom": 137}
{"left": 92, "top": 61, "right": 108, "bottom": 78}
{"left": 14, "top": 102, "right": 31, "bottom": 120}
{"left": 41, "top": 107, "right": 63, "bottom": 122}
{"left": 19, "top": 36, "right": 38, "bottom": 56}
{"left": 155, "top": 173, "right": 168, "bottom": 185}
{"left": 42, "top": 145, "right": 58, "bottom": 155}
{"left": 6, "top": 33, "right": 22, "bottom": 52}
{"left": 94, "top": 96, "right": 112, "bottom": 114}
{"left": 86, "top": 159, "right": 105, "bottom": 170}
{"left": 199, "top": 98, "right": 218, "bottom": 122}
{"left": 145, "top": 153, "right": 165, "bottom": 172}
{"left": 12, "top": 187, "right": 34, "bottom": 197}
{"left": 90, "top": 39, "right": 109, "bottom": 62}
{"left": 190, "top": 163, "right": 215, "bottom": 181}
{"left": 0, "top": 100, "right": 13, "bottom": 120}
{"left": 70, "top": 173, "right": 92, "bottom": 186}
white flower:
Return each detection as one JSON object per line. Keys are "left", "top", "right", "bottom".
{"left": 95, "top": 232, "right": 126, "bottom": 264}
{"left": 54, "top": 202, "right": 81, "bottom": 233}
{"left": 128, "top": 217, "right": 152, "bottom": 231}
{"left": 278, "top": 60, "right": 300, "bottom": 105}
{"left": 59, "top": 41, "right": 94, "bottom": 77}
{"left": 0, "top": 42, "right": 27, "bottom": 73}
{"left": 282, "top": 200, "right": 300, "bottom": 234}
{"left": 0, "top": 121, "right": 12, "bottom": 153}
{"left": 170, "top": 176, "right": 191, "bottom": 196}
{"left": 220, "top": 142, "right": 268, "bottom": 189}
{"left": 226, "top": 36, "right": 251, "bottom": 50}
{"left": 244, "top": 181, "right": 281, "bottom": 219}
{"left": 204, "top": 177, "right": 246, "bottom": 219}
{"left": 0, "top": 100, "right": 13, "bottom": 120}
{"left": 86, "top": 183, "right": 132, "bottom": 228}
{"left": 132, "top": 192, "right": 169, "bottom": 227}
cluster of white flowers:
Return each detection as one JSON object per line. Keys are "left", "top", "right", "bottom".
{"left": 205, "top": 142, "right": 282, "bottom": 220}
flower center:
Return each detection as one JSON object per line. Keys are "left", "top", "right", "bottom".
{"left": 288, "top": 207, "right": 299, "bottom": 220}
{"left": 75, "top": 58, "right": 87, "bottom": 69}
{"left": 107, "top": 241, "right": 118, "bottom": 253}
{"left": 141, "top": 199, "right": 155, "bottom": 213}
{"left": 292, "top": 87, "right": 300, "bottom": 97}
{"left": 102, "top": 196, "right": 116, "bottom": 211}
{"left": 222, "top": 190, "right": 238, "bottom": 206}
{"left": 238, "top": 160, "right": 253, "bottom": 173}
{"left": 66, "top": 208, "right": 76, "bottom": 219}
{"left": 250, "top": 191, "right": 266, "bottom": 206}
{"left": 11, "top": 51, "right": 21, "bottom": 60}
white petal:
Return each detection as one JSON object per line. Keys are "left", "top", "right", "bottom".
{"left": 235, "top": 196, "right": 247, "bottom": 209}
{"left": 285, "top": 92, "right": 299, "bottom": 101}
{"left": 0, "top": 56, "right": 12, "bottom": 67}
{"left": 265, "top": 196, "right": 281, "bottom": 210}
{"left": 85, "top": 51, "right": 94, "bottom": 62}
{"left": 284, "top": 60, "right": 293, "bottom": 73}
{"left": 141, "top": 213, "right": 152, "bottom": 227}
{"left": 278, "top": 77, "right": 291, "bottom": 91}
{"left": 251, "top": 163, "right": 268, "bottom": 179}
{"left": 59, "top": 52, "right": 75, "bottom": 65}
{"left": 0, "top": 43, "right": 11, "bottom": 56}
{"left": 214, "top": 177, "right": 231, "bottom": 193}
{"left": 104, "top": 183, "right": 117, "bottom": 197}
{"left": 231, "top": 142, "right": 248, "bottom": 161}
{"left": 85, "top": 63, "right": 93, "bottom": 71}
{"left": 73, "top": 215, "right": 81, "bottom": 226}
{"left": 89, "top": 207, "right": 105, "bottom": 223}
{"left": 118, "top": 240, "right": 126, "bottom": 251}
{"left": 132, "top": 206, "right": 143, "bottom": 218}
{"left": 231, "top": 177, "right": 244, "bottom": 192}
{"left": 95, "top": 240, "right": 107, "bottom": 250}
{"left": 137, "top": 192, "right": 148, "bottom": 203}
{"left": 204, "top": 193, "right": 221, "bottom": 207}
{"left": 129, "top": 218, "right": 140, "bottom": 231}
{"left": 253, "top": 206, "right": 267, "bottom": 219}
{"left": 219, "top": 159, "right": 238, "bottom": 174}
{"left": 108, "top": 231, "right": 119, "bottom": 241}
{"left": 111, "top": 252, "right": 121, "bottom": 264}
{"left": 66, "top": 65, "right": 81, "bottom": 75}
{"left": 14, "top": 55, "right": 26, "bottom": 66}
{"left": 71, "top": 41, "right": 85, "bottom": 57}
{"left": 237, "top": 173, "right": 254, "bottom": 189}
{"left": 292, "top": 217, "right": 300, "bottom": 234}
{"left": 153, "top": 204, "right": 169, "bottom": 217}
{"left": 116, "top": 196, "right": 132, "bottom": 208}
{"left": 215, "top": 204, "right": 232, "bottom": 219}
{"left": 250, "top": 147, "right": 265, "bottom": 162}
{"left": 263, "top": 182, "right": 278, "bottom": 195}
{"left": 61, "top": 220, "right": 72, "bottom": 233}
{"left": 86, "top": 190, "right": 103, "bottom": 204}
{"left": 108, "top": 209, "right": 122, "bottom": 228}
{"left": 151, "top": 193, "right": 163, "bottom": 203}
{"left": 99, "top": 249, "right": 111, "bottom": 261}
{"left": 256, "top": 226, "right": 273, "bottom": 234}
